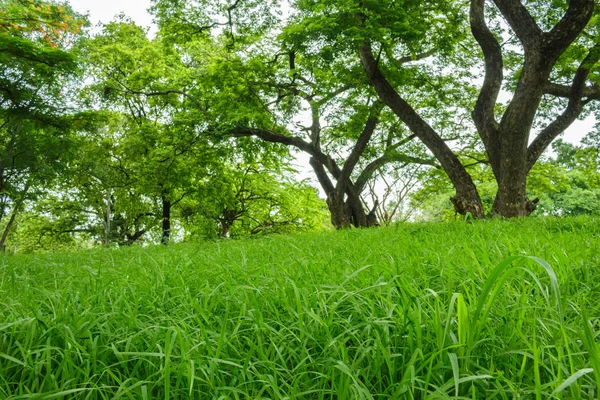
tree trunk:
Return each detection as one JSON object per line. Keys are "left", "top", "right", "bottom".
{"left": 326, "top": 191, "right": 378, "bottom": 229}
{"left": 327, "top": 193, "right": 353, "bottom": 229}
{"left": 345, "top": 190, "right": 369, "bottom": 227}
{"left": 161, "top": 195, "right": 171, "bottom": 245}
{"left": 469, "top": 0, "right": 594, "bottom": 218}
{"left": 0, "top": 181, "right": 32, "bottom": 251}
{"left": 104, "top": 195, "right": 112, "bottom": 245}
{"left": 0, "top": 209, "right": 17, "bottom": 252}
{"left": 449, "top": 175, "right": 487, "bottom": 218}
{"left": 220, "top": 221, "right": 230, "bottom": 238}
{"left": 492, "top": 169, "right": 538, "bottom": 217}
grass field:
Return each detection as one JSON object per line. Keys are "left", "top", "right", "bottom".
{"left": 1, "top": 216, "right": 599, "bottom": 399}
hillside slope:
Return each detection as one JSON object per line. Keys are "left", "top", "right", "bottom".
{"left": 1, "top": 217, "right": 599, "bottom": 398}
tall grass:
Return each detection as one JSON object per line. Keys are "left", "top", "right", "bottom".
{"left": 0, "top": 216, "right": 599, "bottom": 399}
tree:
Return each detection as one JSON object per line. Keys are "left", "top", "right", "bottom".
{"left": 81, "top": 20, "right": 220, "bottom": 244}
{"left": 0, "top": 0, "right": 86, "bottom": 248}
{"left": 150, "top": 0, "right": 450, "bottom": 229}
{"left": 412, "top": 137, "right": 600, "bottom": 219}
{"left": 357, "top": 0, "right": 598, "bottom": 217}
{"left": 179, "top": 163, "right": 330, "bottom": 238}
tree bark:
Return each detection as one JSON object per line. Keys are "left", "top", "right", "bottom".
{"left": 0, "top": 209, "right": 17, "bottom": 252}
{"left": 492, "top": 168, "right": 538, "bottom": 217}
{"left": 326, "top": 192, "right": 352, "bottom": 229}
{"left": 310, "top": 156, "right": 376, "bottom": 229}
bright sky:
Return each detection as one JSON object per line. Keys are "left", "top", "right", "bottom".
{"left": 67, "top": 0, "right": 595, "bottom": 146}
{"left": 69, "top": 0, "right": 153, "bottom": 29}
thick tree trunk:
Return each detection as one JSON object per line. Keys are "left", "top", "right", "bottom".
{"left": 326, "top": 195, "right": 377, "bottom": 229}
{"left": 161, "top": 195, "right": 171, "bottom": 245}
{"left": 327, "top": 193, "right": 352, "bottom": 229}
{"left": 489, "top": 122, "right": 538, "bottom": 217}
{"left": 492, "top": 172, "right": 538, "bottom": 217}
{"left": 314, "top": 158, "right": 377, "bottom": 229}
{"left": 326, "top": 189, "right": 378, "bottom": 229}
{"left": 449, "top": 179, "right": 487, "bottom": 218}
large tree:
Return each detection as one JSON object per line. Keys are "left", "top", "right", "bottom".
{"left": 357, "top": 0, "right": 598, "bottom": 217}
{"left": 0, "top": 0, "right": 86, "bottom": 248}
{"left": 166, "top": 0, "right": 599, "bottom": 219}
{"left": 150, "top": 0, "right": 455, "bottom": 229}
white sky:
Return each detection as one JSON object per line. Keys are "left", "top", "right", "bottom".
{"left": 69, "top": 0, "right": 153, "bottom": 29}
{"left": 68, "top": 0, "right": 595, "bottom": 147}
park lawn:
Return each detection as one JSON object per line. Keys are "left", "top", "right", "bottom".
{"left": 1, "top": 216, "right": 599, "bottom": 399}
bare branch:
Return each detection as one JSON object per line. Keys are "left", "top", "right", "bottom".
{"left": 356, "top": 151, "right": 439, "bottom": 193}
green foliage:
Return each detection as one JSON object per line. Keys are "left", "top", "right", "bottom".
{"left": 1, "top": 216, "right": 599, "bottom": 397}
{"left": 531, "top": 139, "right": 600, "bottom": 216}
{"left": 180, "top": 164, "right": 331, "bottom": 239}
{"left": 0, "top": 0, "right": 87, "bottom": 248}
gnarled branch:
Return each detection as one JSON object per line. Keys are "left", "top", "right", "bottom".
{"left": 470, "top": 0, "right": 502, "bottom": 150}
{"left": 527, "top": 43, "right": 600, "bottom": 171}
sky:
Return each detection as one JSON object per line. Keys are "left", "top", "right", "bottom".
{"left": 69, "top": 0, "right": 154, "bottom": 30}
{"left": 67, "top": 0, "right": 595, "bottom": 146}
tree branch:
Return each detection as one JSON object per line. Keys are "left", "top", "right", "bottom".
{"left": 470, "top": 0, "right": 502, "bottom": 150}
{"left": 544, "top": 0, "right": 594, "bottom": 57}
{"left": 109, "top": 85, "right": 207, "bottom": 114}
{"left": 309, "top": 157, "right": 335, "bottom": 195}
{"left": 544, "top": 82, "right": 600, "bottom": 100}
{"left": 359, "top": 41, "right": 479, "bottom": 205}
{"left": 527, "top": 43, "right": 600, "bottom": 171}
{"left": 491, "top": 0, "right": 543, "bottom": 50}
{"left": 338, "top": 102, "right": 383, "bottom": 186}
{"left": 396, "top": 49, "right": 436, "bottom": 64}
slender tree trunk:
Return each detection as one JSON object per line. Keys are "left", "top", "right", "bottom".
{"left": 161, "top": 195, "right": 171, "bottom": 245}
{"left": 0, "top": 181, "right": 31, "bottom": 251}
{"left": 0, "top": 209, "right": 17, "bottom": 252}
{"left": 104, "top": 195, "right": 112, "bottom": 245}
{"left": 220, "top": 221, "right": 230, "bottom": 238}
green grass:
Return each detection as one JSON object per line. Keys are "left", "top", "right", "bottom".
{"left": 1, "top": 216, "right": 599, "bottom": 399}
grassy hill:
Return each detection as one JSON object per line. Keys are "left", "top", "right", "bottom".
{"left": 1, "top": 216, "right": 599, "bottom": 399}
